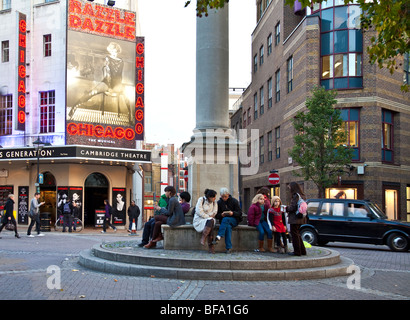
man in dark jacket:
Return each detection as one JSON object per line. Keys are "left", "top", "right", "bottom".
{"left": 214, "top": 188, "right": 242, "bottom": 253}
{"left": 127, "top": 200, "right": 140, "bottom": 233}
{"left": 0, "top": 194, "right": 20, "bottom": 238}
{"left": 62, "top": 198, "right": 74, "bottom": 233}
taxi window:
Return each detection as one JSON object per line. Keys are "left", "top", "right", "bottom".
{"left": 319, "top": 202, "right": 331, "bottom": 216}
{"left": 347, "top": 203, "right": 369, "bottom": 218}
{"left": 307, "top": 202, "right": 320, "bottom": 215}
{"left": 332, "top": 203, "right": 344, "bottom": 216}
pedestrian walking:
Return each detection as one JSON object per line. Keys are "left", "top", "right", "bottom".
{"left": 214, "top": 188, "right": 242, "bottom": 254}
{"left": 268, "top": 196, "right": 288, "bottom": 253}
{"left": 286, "top": 182, "right": 307, "bottom": 256}
{"left": 0, "top": 194, "right": 20, "bottom": 238}
{"left": 247, "top": 194, "right": 274, "bottom": 252}
{"left": 102, "top": 199, "right": 117, "bottom": 233}
{"left": 27, "top": 192, "right": 45, "bottom": 237}
{"left": 193, "top": 189, "right": 218, "bottom": 253}
{"left": 127, "top": 200, "right": 140, "bottom": 233}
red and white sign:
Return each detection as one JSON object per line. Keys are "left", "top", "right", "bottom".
{"left": 268, "top": 173, "right": 280, "bottom": 185}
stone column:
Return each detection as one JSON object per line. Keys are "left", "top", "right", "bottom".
{"left": 182, "top": 4, "right": 242, "bottom": 207}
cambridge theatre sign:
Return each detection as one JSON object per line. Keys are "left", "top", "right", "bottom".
{"left": 0, "top": 145, "right": 151, "bottom": 163}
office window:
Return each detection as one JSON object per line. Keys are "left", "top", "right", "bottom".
{"left": 1, "top": 0, "right": 11, "bottom": 10}
{"left": 1, "top": 41, "right": 9, "bottom": 63}
{"left": 404, "top": 53, "right": 410, "bottom": 85}
{"left": 0, "top": 94, "right": 12, "bottom": 136}
{"left": 275, "top": 22, "right": 280, "bottom": 46}
{"left": 260, "top": 86, "right": 264, "bottom": 116}
{"left": 287, "top": 56, "right": 293, "bottom": 93}
{"left": 268, "top": 131, "right": 273, "bottom": 161}
{"left": 275, "top": 126, "right": 280, "bottom": 158}
{"left": 320, "top": 4, "right": 363, "bottom": 89}
{"left": 382, "top": 109, "right": 394, "bottom": 163}
{"left": 259, "top": 135, "right": 264, "bottom": 164}
{"left": 275, "top": 69, "right": 280, "bottom": 102}
{"left": 268, "top": 78, "right": 272, "bottom": 108}
{"left": 260, "top": 46, "right": 264, "bottom": 66}
{"left": 267, "top": 33, "right": 272, "bottom": 56}
{"left": 40, "top": 90, "right": 55, "bottom": 133}
{"left": 44, "top": 34, "right": 52, "bottom": 57}
{"left": 253, "top": 54, "right": 258, "bottom": 73}
{"left": 340, "top": 108, "right": 360, "bottom": 161}
{"left": 254, "top": 93, "right": 258, "bottom": 120}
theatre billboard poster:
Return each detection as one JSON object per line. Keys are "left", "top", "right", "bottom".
{"left": 66, "top": 0, "right": 143, "bottom": 148}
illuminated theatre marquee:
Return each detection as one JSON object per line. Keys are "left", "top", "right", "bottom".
{"left": 68, "top": 0, "right": 136, "bottom": 41}
{"left": 66, "top": 0, "right": 144, "bottom": 147}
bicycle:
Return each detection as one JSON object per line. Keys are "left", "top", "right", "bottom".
{"left": 54, "top": 215, "right": 83, "bottom": 232}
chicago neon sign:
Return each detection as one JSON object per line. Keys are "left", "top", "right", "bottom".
{"left": 17, "top": 13, "right": 26, "bottom": 130}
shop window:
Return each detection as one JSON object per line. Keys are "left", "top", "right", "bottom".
{"left": 326, "top": 188, "right": 357, "bottom": 199}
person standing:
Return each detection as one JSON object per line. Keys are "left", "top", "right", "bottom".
{"left": 102, "top": 199, "right": 117, "bottom": 233}
{"left": 27, "top": 192, "right": 45, "bottom": 237}
{"left": 62, "top": 198, "right": 74, "bottom": 233}
{"left": 286, "top": 182, "right": 307, "bottom": 256}
{"left": 0, "top": 194, "right": 20, "bottom": 238}
{"left": 127, "top": 200, "right": 140, "bottom": 233}
{"left": 193, "top": 189, "right": 218, "bottom": 253}
{"left": 214, "top": 188, "right": 242, "bottom": 254}
{"left": 268, "top": 196, "right": 288, "bottom": 253}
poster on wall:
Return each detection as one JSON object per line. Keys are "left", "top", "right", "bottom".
{"left": 112, "top": 188, "right": 126, "bottom": 225}
{"left": 0, "top": 186, "right": 14, "bottom": 214}
{"left": 57, "top": 187, "right": 69, "bottom": 218}
{"left": 66, "top": 0, "right": 141, "bottom": 148}
{"left": 18, "top": 186, "right": 29, "bottom": 225}
{"left": 95, "top": 209, "right": 105, "bottom": 228}
{"left": 68, "top": 187, "right": 83, "bottom": 220}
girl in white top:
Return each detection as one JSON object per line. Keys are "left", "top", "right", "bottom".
{"left": 193, "top": 189, "right": 218, "bottom": 252}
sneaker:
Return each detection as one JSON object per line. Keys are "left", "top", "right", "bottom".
{"left": 37, "top": 233, "right": 44, "bottom": 237}
{"left": 27, "top": 234, "right": 35, "bottom": 238}
{"left": 213, "top": 235, "right": 221, "bottom": 245}
{"left": 101, "top": 230, "right": 106, "bottom": 233}
{"left": 225, "top": 249, "right": 232, "bottom": 254}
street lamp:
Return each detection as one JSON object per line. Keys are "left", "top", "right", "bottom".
{"left": 33, "top": 137, "right": 45, "bottom": 193}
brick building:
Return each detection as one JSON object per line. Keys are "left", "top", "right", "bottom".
{"left": 232, "top": 0, "right": 410, "bottom": 221}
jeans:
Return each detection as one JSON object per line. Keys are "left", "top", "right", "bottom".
{"left": 63, "top": 213, "right": 73, "bottom": 232}
{"left": 141, "top": 218, "right": 155, "bottom": 245}
{"left": 27, "top": 214, "right": 41, "bottom": 235}
{"left": 217, "top": 217, "right": 238, "bottom": 249}
{"left": 256, "top": 221, "right": 273, "bottom": 241}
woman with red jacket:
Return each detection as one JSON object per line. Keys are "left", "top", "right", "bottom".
{"left": 247, "top": 194, "right": 274, "bottom": 252}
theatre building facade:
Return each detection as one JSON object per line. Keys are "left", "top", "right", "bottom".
{"left": 0, "top": 0, "right": 150, "bottom": 229}
{"left": 233, "top": 0, "right": 410, "bottom": 221}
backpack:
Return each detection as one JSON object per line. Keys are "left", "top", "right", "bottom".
{"left": 296, "top": 193, "right": 307, "bottom": 218}
{"left": 63, "top": 202, "right": 71, "bottom": 214}
{"left": 191, "top": 197, "right": 205, "bottom": 216}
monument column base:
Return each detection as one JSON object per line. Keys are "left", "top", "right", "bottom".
{"left": 182, "top": 129, "right": 243, "bottom": 205}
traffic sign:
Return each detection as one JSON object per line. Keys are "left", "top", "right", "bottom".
{"left": 268, "top": 173, "right": 280, "bottom": 185}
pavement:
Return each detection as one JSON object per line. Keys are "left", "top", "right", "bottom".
{"left": 0, "top": 226, "right": 409, "bottom": 306}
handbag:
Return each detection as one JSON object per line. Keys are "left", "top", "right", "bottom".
{"left": 5, "top": 222, "right": 15, "bottom": 231}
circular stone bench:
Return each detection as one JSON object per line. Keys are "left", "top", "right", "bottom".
{"left": 161, "top": 224, "right": 261, "bottom": 252}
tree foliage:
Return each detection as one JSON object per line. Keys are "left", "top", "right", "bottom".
{"left": 185, "top": 0, "right": 409, "bottom": 91}
{"left": 288, "top": 87, "right": 354, "bottom": 198}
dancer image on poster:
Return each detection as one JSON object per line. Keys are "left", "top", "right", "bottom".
{"left": 68, "top": 42, "right": 132, "bottom": 123}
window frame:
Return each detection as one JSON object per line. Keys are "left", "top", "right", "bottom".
{"left": 43, "top": 34, "right": 52, "bottom": 57}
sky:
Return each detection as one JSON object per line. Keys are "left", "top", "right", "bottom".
{"left": 137, "top": 0, "right": 256, "bottom": 148}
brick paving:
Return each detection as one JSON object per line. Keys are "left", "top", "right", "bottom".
{"left": 0, "top": 228, "right": 409, "bottom": 302}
